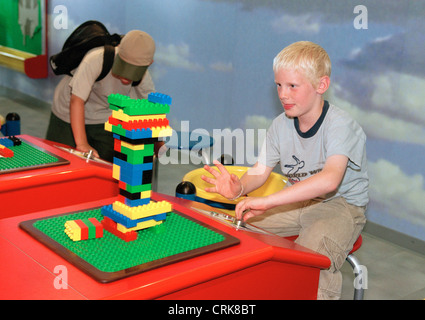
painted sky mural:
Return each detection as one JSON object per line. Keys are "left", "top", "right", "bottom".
{"left": 1, "top": 0, "right": 424, "bottom": 241}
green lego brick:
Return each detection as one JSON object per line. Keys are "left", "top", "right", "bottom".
{"left": 124, "top": 183, "right": 152, "bottom": 193}
{"left": 81, "top": 218, "right": 97, "bottom": 239}
{"left": 108, "top": 93, "right": 170, "bottom": 116}
{"left": 121, "top": 145, "right": 154, "bottom": 164}
{"left": 109, "top": 123, "right": 127, "bottom": 136}
{"left": 108, "top": 94, "right": 135, "bottom": 109}
{"left": 31, "top": 209, "right": 226, "bottom": 273}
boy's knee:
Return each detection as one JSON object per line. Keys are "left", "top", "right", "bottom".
{"left": 317, "top": 236, "right": 346, "bottom": 272}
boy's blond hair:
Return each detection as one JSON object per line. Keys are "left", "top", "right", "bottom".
{"left": 273, "top": 41, "right": 331, "bottom": 87}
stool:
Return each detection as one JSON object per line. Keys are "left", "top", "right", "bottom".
{"left": 346, "top": 235, "right": 364, "bottom": 300}
{"left": 285, "top": 234, "right": 365, "bottom": 300}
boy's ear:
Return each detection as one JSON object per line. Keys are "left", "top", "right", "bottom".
{"left": 316, "top": 76, "right": 330, "bottom": 94}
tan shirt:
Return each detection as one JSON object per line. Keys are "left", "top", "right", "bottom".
{"left": 52, "top": 47, "right": 155, "bottom": 124}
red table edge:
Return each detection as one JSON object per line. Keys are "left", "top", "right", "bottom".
{"left": 0, "top": 135, "right": 114, "bottom": 192}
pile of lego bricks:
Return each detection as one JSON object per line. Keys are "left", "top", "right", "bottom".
{"left": 64, "top": 218, "right": 103, "bottom": 241}
{"left": 0, "top": 136, "right": 21, "bottom": 158}
{"left": 101, "top": 92, "right": 173, "bottom": 242}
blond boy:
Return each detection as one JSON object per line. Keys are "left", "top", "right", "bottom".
{"left": 202, "top": 41, "right": 368, "bottom": 299}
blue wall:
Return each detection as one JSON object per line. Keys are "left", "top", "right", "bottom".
{"left": 1, "top": 0, "right": 424, "bottom": 242}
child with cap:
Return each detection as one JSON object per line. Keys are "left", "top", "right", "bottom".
{"left": 47, "top": 30, "right": 156, "bottom": 162}
{"left": 202, "top": 41, "right": 368, "bottom": 299}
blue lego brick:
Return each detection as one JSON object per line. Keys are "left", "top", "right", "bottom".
{"left": 0, "top": 137, "right": 14, "bottom": 148}
{"left": 112, "top": 126, "right": 159, "bottom": 141}
{"left": 148, "top": 92, "right": 172, "bottom": 105}
{"left": 113, "top": 157, "right": 153, "bottom": 185}
{"left": 101, "top": 205, "right": 166, "bottom": 228}
{"left": 121, "top": 197, "right": 151, "bottom": 207}
{"left": 125, "top": 128, "right": 153, "bottom": 140}
{"left": 119, "top": 171, "right": 152, "bottom": 186}
{"left": 113, "top": 157, "right": 153, "bottom": 171}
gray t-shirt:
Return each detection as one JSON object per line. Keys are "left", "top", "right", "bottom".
{"left": 258, "top": 101, "right": 369, "bottom": 207}
{"left": 52, "top": 46, "right": 155, "bottom": 124}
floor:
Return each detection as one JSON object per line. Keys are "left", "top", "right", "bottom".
{"left": 1, "top": 85, "right": 425, "bottom": 300}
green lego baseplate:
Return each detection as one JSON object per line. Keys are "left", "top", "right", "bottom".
{"left": 20, "top": 206, "right": 240, "bottom": 283}
{"left": 0, "top": 139, "right": 69, "bottom": 173}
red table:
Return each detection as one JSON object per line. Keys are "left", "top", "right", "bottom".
{"left": 0, "top": 135, "right": 118, "bottom": 219}
{"left": 0, "top": 193, "right": 330, "bottom": 300}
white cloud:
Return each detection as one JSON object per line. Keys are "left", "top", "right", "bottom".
{"left": 271, "top": 14, "right": 321, "bottom": 34}
{"left": 155, "top": 43, "right": 204, "bottom": 71}
{"left": 330, "top": 84, "right": 425, "bottom": 146}
{"left": 371, "top": 72, "right": 425, "bottom": 124}
{"left": 210, "top": 61, "right": 233, "bottom": 72}
{"left": 342, "top": 31, "right": 425, "bottom": 78}
{"left": 368, "top": 159, "right": 425, "bottom": 227}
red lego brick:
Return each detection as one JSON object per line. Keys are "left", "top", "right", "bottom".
{"left": 74, "top": 219, "right": 89, "bottom": 240}
{"left": 101, "top": 217, "right": 138, "bottom": 242}
{"left": 88, "top": 217, "right": 104, "bottom": 238}
{"left": 0, "top": 145, "right": 14, "bottom": 158}
{"left": 114, "top": 139, "right": 121, "bottom": 152}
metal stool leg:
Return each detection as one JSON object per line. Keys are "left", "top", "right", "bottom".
{"left": 346, "top": 253, "right": 365, "bottom": 300}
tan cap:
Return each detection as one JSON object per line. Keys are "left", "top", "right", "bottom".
{"left": 111, "top": 30, "right": 155, "bottom": 82}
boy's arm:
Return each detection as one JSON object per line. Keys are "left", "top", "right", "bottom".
{"left": 240, "top": 162, "right": 275, "bottom": 194}
{"left": 236, "top": 154, "right": 349, "bottom": 220}
{"left": 70, "top": 94, "right": 99, "bottom": 158}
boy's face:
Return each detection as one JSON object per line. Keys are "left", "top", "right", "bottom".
{"left": 112, "top": 73, "right": 132, "bottom": 86}
{"left": 274, "top": 68, "right": 327, "bottom": 122}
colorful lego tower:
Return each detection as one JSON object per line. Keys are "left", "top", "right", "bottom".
{"left": 101, "top": 92, "right": 173, "bottom": 242}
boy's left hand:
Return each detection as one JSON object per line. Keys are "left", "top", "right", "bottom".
{"left": 201, "top": 160, "right": 242, "bottom": 199}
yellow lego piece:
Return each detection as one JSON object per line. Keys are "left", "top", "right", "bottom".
{"left": 112, "top": 109, "right": 166, "bottom": 122}
{"left": 151, "top": 126, "right": 173, "bottom": 138}
{"left": 112, "top": 164, "right": 120, "bottom": 180}
{"left": 113, "top": 200, "right": 172, "bottom": 220}
{"left": 120, "top": 140, "right": 146, "bottom": 151}
{"left": 117, "top": 219, "right": 163, "bottom": 233}
{"left": 139, "top": 190, "right": 152, "bottom": 199}
{"left": 104, "top": 121, "right": 112, "bottom": 132}
{"left": 64, "top": 220, "right": 81, "bottom": 241}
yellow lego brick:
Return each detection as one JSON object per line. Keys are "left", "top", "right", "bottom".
{"left": 139, "top": 190, "right": 152, "bottom": 199}
{"left": 117, "top": 219, "right": 163, "bottom": 233}
{"left": 112, "top": 200, "right": 172, "bottom": 220}
{"left": 120, "top": 140, "right": 146, "bottom": 151}
{"left": 104, "top": 121, "right": 113, "bottom": 133}
{"left": 112, "top": 164, "right": 120, "bottom": 180}
{"left": 151, "top": 126, "right": 173, "bottom": 138}
{"left": 112, "top": 109, "right": 166, "bottom": 122}
{"left": 64, "top": 220, "right": 81, "bottom": 241}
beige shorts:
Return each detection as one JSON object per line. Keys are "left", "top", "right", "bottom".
{"left": 249, "top": 196, "right": 366, "bottom": 270}
{"left": 248, "top": 196, "right": 366, "bottom": 299}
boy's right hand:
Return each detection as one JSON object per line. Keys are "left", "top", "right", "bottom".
{"left": 201, "top": 160, "right": 242, "bottom": 200}
{"left": 76, "top": 143, "right": 100, "bottom": 159}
